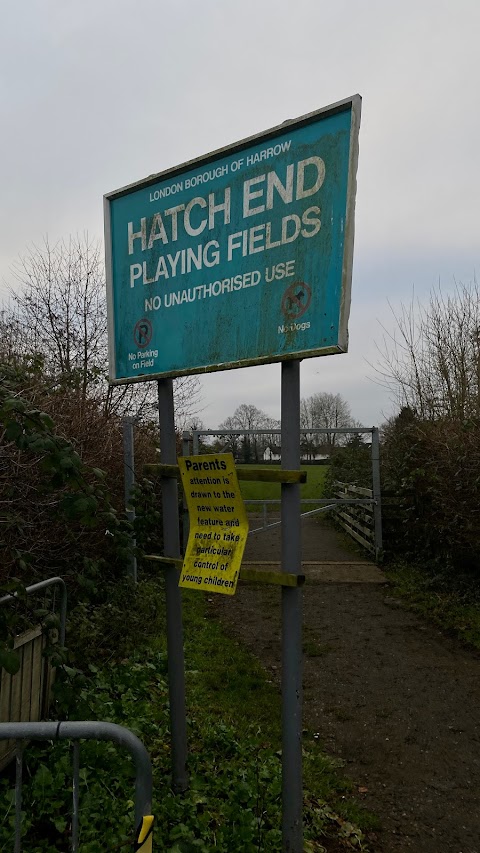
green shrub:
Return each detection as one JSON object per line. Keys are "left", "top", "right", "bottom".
{"left": 381, "top": 408, "right": 480, "bottom": 574}
{"left": 323, "top": 436, "right": 372, "bottom": 496}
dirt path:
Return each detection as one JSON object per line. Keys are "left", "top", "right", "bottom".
{"left": 214, "top": 516, "right": 480, "bottom": 852}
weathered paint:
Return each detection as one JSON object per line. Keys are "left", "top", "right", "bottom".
{"left": 104, "top": 96, "right": 361, "bottom": 383}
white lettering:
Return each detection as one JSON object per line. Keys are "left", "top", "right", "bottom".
{"left": 243, "top": 175, "right": 265, "bottom": 218}
{"left": 164, "top": 205, "right": 185, "bottom": 241}
{"left": 301, "top": 206, "right": 321, "bottom": 238}
{"left": 296, "top": 156, "right": 325, "bottom": 199}
{"left": 281, "top": 214, "right": 301, "bottom": 244}
{"left": 246, "top": 139, "right": 292, "bottom": 166}
{"left": 184, "top": 197, "right": 207, "bottom": 236}
{"left": 266, "top": 165, "right": 294, "bottom": 209}
{"left": 130, "top": 263, "right": 142, "bottom": 288}
{"left": 147, "top": 213, "right": 168, "bottom": 249}
{"left": 203, "top": 240, "right": 220, "bottom": 267}
{"left": 227, "top": 231, "right": 243, "bottom": 261}
{"left": 128, "top": 218, "right": 147, "bottom": 255}
{"left": 208, "top": 188, "right": 231, "bottom": 229}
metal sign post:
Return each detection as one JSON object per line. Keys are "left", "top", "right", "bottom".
{"left": 157, "top": 379, "right": 188, "bottom": 793}
{"left": 122, "top": 417, "right": 137, "bottom": 583}
{"left": 281, "top": 360, "right": 303, "bottom": 850}
{"left": 104, "top": 95, "right": 361, "bottom": 850}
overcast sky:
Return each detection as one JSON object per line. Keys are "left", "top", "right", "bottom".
{"left": 1, "top": 0, "right": 478, "bottom": 428}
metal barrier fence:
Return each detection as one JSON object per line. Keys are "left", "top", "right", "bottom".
{"left": 0, "top": 721, "right": 154, "bottom": 852}
{"left": 0, "top": 576, "right": 68, "bottom": 647}
{"left": 246, "top": 497, "right": 376, "bottom": 533}
{"left": 247, "top": 496, "right": 381, "bottom": 559}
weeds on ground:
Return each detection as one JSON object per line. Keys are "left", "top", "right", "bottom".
{"left": 0, "top": 579, "right": 374, "bottom": 851}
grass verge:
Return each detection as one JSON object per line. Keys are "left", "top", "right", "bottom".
{"left": 385, "top": 561, "right": 480, "bottom": 651}
{"left": 238, "top": 465, "right": 328, "bottom": 507}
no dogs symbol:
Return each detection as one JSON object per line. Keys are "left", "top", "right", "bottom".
{"left": 134, "top": 318, "right": 153, "bottom": 349}
{"left": 281, "top": 281, "right": 312, "bottom": 320}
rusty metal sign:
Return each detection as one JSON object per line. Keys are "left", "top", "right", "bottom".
{"left": 104, "top": 96, "right": 361, "bottom": 383}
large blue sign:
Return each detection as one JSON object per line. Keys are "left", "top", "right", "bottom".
{"left": 104, "top": 96, "right": 361, "bottom": 383}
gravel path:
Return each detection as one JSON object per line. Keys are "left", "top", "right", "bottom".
{"left": 214, "top": 516, "right": 480, "bottom": 852}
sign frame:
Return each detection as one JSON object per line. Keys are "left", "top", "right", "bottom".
{"left": 104, "top": 94, "right": 361, "bottom": 384}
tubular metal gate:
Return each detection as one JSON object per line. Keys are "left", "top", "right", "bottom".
{"left": 0, "top": 576, "right": 68, "bottom": 647}
{"left": 0, "top": 721, "right": 154, "bottom": 852}
{"left": 184, "top": 427, "right": 383, "bottom": 559}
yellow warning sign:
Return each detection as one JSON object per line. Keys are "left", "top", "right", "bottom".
{"left": 178, "top": 453, "right": 249, "bottom": 595}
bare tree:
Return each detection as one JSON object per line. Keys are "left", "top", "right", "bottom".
{"left": 300, "top": 391, "right": 355, "bottom": 451}
{"left": 8, "top": 235, "right": 106, "bottom": 403}
{"left": 185, "top": 416, "right": 206, "bottom": 434}
{"left": 2, "top": 235, "right": 202, "bottom": 424}
{"left": 211, "top": 416, "right": 242, "bottom": 458}
{"left": 218, "top": 404, "right": 280, "bottom": 462}
{"left": 171, "top": 377, "right": 203, "bottom": 431}
{"left": 374, "top": 280, "right": 480, "bottom": 420}
{"left": 183, "top": 417, "right": 215, "bottom": 454}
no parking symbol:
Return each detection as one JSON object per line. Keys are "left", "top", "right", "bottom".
{"left": 133, "top": 319, "right": 152, "bottom": 349}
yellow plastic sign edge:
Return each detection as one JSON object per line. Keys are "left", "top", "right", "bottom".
{"left": 134, "top": 815, "right": 154, "bottom": 851}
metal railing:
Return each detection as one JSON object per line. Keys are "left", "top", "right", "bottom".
{"left": 185, "top": 426, "right": 383, "bottom": 560}
{"left": 0, "top": 721, "right": 153, "bottom": 852}
{"left": 0, "top": 576, "right": 68, "bottom": 647}
{"left": 245, "top": 497, "right": 376, "bottom": 533}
